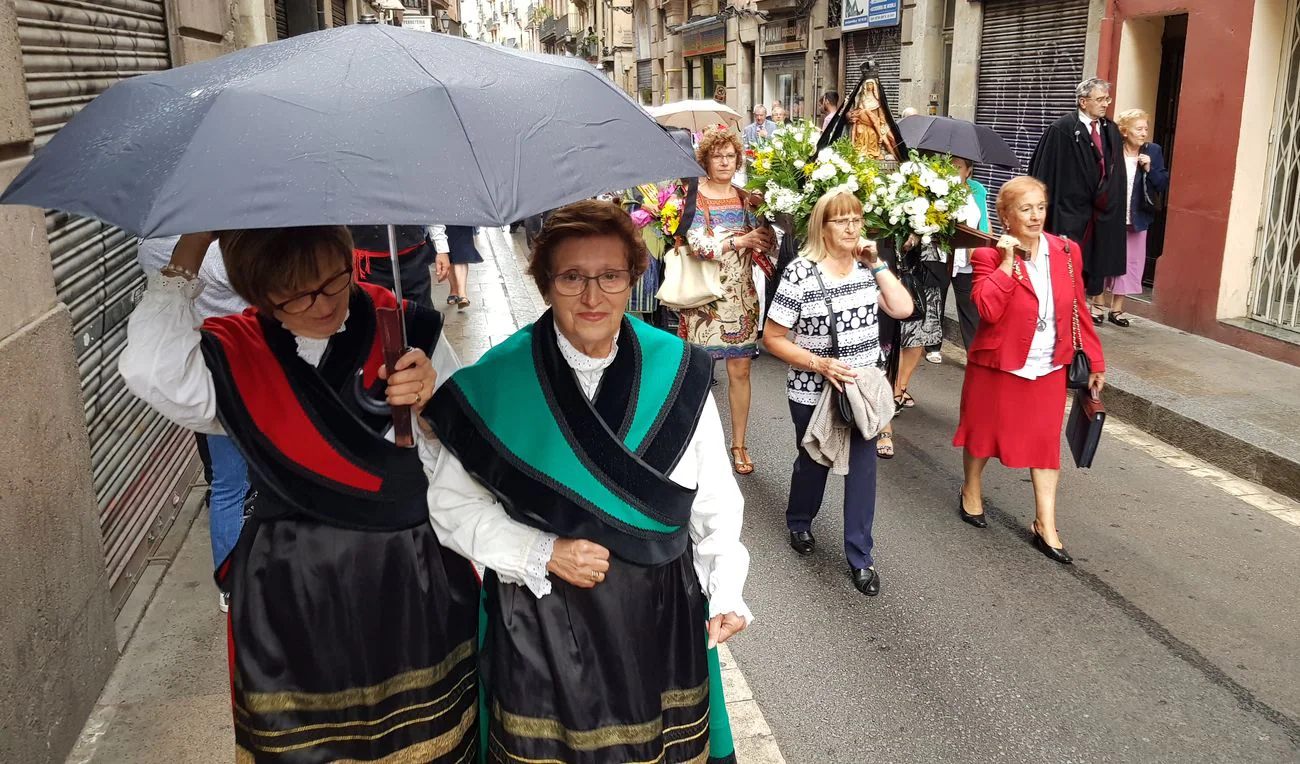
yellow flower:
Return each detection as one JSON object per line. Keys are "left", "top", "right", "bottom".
{"left": 803, "top": 163, "right": 816, "bottom": 176}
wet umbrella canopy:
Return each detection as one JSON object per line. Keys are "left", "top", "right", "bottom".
{"left": 897, "top": 116, "right": 1019, "bottom": 168}
{"left": 0, "top": 23, "right": 702, "bottom": 236}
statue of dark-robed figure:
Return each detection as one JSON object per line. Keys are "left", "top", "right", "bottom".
{"left": 1029, "top": 77, "right": 1128, "bottom": 310}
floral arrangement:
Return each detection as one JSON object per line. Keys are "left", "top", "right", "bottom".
{"left": 744, "top": 121, "right": 880, "bottom": 238}
{"left": 625, "top": 182, "right": 685, "bottom": 239}
{"left": 862, "top": 150, "right": 981, "bottom": 246}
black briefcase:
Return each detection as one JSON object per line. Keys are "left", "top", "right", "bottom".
{"left": 1066, "top": 389, "right": 1106, "bottom": 468}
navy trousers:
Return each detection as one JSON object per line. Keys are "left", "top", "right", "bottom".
{"left": 785, "top": 400, "right": 880, "bottom": 570}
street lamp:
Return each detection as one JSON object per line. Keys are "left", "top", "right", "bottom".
{"left": 438, "top": 9, "right": 451, "bottom": 32}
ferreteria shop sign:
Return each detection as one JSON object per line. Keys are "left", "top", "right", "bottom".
{"left": 842, "top": 0, "right": 901, "bottom": 31}
{"left": 760, "top": 16, "right": 809, "bottom": 55}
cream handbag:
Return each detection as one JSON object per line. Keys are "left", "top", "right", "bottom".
{"left": 656, "top": 241, "right": 723, "bottom": 310}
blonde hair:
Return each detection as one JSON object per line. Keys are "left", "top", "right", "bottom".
{"left": 800, "top": 191, "right": 864, "bottom": 263}
{"left": 995, "top": 176, "right": 1048, "bottom": 225}
{"left": 1116, "top": 108, "right": 1151, "bottom": 138}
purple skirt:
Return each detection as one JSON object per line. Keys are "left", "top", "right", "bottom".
{"left": 1106, "top": 227, "right": 1147, "bottom": 296}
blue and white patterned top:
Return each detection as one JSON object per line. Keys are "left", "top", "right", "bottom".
{"left": 767, "top": 257, "right": 882, "bottom": 405}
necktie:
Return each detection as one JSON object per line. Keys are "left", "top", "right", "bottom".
{"left": 1090, "top": 121, "right": 1106, "bottom": 178}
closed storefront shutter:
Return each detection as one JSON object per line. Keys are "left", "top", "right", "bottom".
{"left": 332, "top": 0, "right": 347, "bottom": 28}
{"left": 762, "top": 52, "right": 806, "bottom": 72}
{"left": 973, "top": 0, "right": 1089, "bottom": 227}
{"left": 276, "top": 0, "right": 290, "bottom": 40}
{"left": 15, "top": 0, "right": 200, "bottom": 610}
{"left": 638, "top": 60, "right": 652, "bottom": 90}
{"left": 843, "top": 27, "right": 901, "bottom": 114}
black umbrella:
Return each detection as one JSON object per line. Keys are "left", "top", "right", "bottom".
{"left": 0, "top": 22, "right": 701, "bottom": 235}
{"left": 1, "top": 20, "right": 701, "bottom": 445}
{"left": 898, "top": 116, "right": 1019, "bottom": 167}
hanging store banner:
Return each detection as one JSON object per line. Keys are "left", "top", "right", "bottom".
{"left": 760, "top": 17, "right": 809, "bottom": 55}
{"left": 402, "top": 15, "right": 434, "bottom": 32}
{"left": 683, "top": 22, "right": 727, "bottom": 57}
{"left": 842, "top": 0, "right": 901, "bottom": 31}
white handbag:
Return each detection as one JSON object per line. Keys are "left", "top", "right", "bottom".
{"left": 656, "top": 243, "right": 723, "bottom": 310}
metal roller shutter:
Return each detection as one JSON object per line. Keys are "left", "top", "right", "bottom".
{"left": 332, "top": 0, "right": 347, "bottom": 28}
{"left": 843, "top": 27, "right": 901, "bottom": 115}
{"left": 638, "top": 60, "right": 652, "bottom": 90}
{"left": 276, "top": 0, "right": 290, "bottom": 39}
{"left": 16, "top": 0, "right": 200, "bottom": 610}
{"left": 973, "top": 0, "right": 1089, "bottom": 228}
{"left": 761, "top": 52, "right": 806, "bottom": 72}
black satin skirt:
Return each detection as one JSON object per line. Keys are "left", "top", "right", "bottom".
{"left": 484, "top": 551, "right": 725, "bottom": 764}
{"left": 224, "top": 517, "right": 480, "bottom": 763}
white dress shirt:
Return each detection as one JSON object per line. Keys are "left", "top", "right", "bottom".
{"left": 118, "top": 274, "right": 460, "bottom": 437}
{"left": 425, "top": 325, "right": 753, "bottom": 623}
{"left": 1009, "top": 234, "right": 1062, "bottom": 381}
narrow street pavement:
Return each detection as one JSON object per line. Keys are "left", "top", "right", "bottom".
{"left": 68, "top": 229, "right": 1299, "bottom": 763}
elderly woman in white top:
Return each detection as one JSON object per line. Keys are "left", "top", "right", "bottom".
{"left": 426, "top": 199, "right": 750, "bottom": 764}
{"left": 119, "top": 228, "right": 478, "bottom": 761}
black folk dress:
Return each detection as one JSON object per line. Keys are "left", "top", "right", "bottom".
{"left": 200, "top": 283, "right": 480, "bottom": 763}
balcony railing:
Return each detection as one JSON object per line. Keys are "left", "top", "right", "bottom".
{"left": 540, "top": 14, "right": 569, "bottom": 42}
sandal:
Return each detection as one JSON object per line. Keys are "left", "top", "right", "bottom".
{"left": 1107, "top": 311, "right": 1130, "bottom": 328}
{"left": 446, "top": 295, "right": 459, "bottom": 305}
{"left": 457, "top": 296, "right": 471, "bottom": 309}
{"left": 876, "top": 432, "right": 895, "bottom": 460}
{"left": 730, "top": 446, "right": 754, "bottom": 475}
{"left": 900, "top": 390, "right": 915, "bottom": 409}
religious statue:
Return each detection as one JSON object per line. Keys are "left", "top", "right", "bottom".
{"left": 847, "top": 80, "right": 900, "bottom": 162}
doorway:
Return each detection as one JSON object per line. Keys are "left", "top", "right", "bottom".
{"left": 1143, "top": 14, "right": 1187, "bottom": 291}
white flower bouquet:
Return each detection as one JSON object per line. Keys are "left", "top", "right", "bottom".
{"left": 861, "top": 150, "right": 980, "bottom": 247}
{"left": 744, "top": 121, "right": 880, "bottom": 239}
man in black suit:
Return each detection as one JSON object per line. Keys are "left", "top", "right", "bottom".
{"left": 1029, "top": 77, "right": 1128, "bottom": 323}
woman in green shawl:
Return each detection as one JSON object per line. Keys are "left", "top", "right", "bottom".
{"left": 426, "top": 200, "right": 752, "bottom": 764}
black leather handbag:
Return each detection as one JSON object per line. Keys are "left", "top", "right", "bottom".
{"left": 891, "top": 239, "right": 926, "bottom": 323}
{"left": 1063, "top": 238, "right": 1092, "bottom": 390}
{"left": 810, "top": 264, "right": 856, "bottom": 426}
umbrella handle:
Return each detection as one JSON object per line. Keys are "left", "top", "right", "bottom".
{"left": 377, "top": 306, "right": 415, "bottom": 447}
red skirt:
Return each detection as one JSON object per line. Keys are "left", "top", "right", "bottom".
{"left": 953, "top": 364, "right": 1066, "bottom": 469}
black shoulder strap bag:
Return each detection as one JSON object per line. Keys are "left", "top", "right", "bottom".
{"left": 1063, "top": 238, "right": 1092, "bottom": 390}
{"left": 809, "top": 263, "right": 856, "bottom": 426}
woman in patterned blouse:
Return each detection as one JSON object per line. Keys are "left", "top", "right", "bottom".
{"left": 677, "top": 126, "right": 775, "bottom": 475}
{"left": 762, "top": 190, "right": 914, "bottom": 597}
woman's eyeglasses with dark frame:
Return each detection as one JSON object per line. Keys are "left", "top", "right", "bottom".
{"left": 272, "top": 269, "right": 353, "bottom": 314}
{"left": 551, "top": 270, "right": 633, "bottom": 296}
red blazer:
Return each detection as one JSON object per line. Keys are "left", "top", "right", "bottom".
{"left": 967, "top": 233, "right": 1105, "bottom": 374}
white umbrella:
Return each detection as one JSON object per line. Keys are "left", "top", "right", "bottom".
{"left": 647, "top": 100, "right": 743, "bottom": 132}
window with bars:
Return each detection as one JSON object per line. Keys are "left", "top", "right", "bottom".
{"left": 1249, "top": 0, "right": 1300, "bottom": 333}
{"left": 827, "top": 0, "right": 841, "bottom": 29}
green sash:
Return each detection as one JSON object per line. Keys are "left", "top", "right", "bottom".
{"left": 429, "top": 310, "right": 713, "bottom": 566}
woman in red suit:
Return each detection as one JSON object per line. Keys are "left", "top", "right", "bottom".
{"left": 953, "top": 176, "right": 1105, "bottom": 564}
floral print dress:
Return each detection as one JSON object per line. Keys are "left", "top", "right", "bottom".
{"left": 677, "top": 193, "right": 760, "bottom": 360}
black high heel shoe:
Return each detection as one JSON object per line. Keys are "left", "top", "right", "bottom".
{"left": 958, "top": 489, "right": 987, "bottom": 528}
{"left": 1031, "top": 522, "right": 1073, "bottom": 564}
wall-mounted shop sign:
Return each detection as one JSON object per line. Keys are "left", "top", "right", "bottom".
{"left": 683, "top": 22, "right": 727, "bottom": 57}
{"left": 842, "top": 0, "right": 901, "bottom": 31}
{"left": 760, "top": 16, "right": 809, "bottom": 55}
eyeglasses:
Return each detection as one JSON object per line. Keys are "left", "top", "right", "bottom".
{"left": 710, "top": 153, "right": 738, "bottom": 163}
{"left": 551, "top": 269, "right": 633, "bottom": 296}
{"left": 1085, "top": 95, "right": 1113, "bottom": 104}
{"left": 828, "top": 216, "right": 865, "bottom": 230}
{"left": 271, "top": 269, "right": 352, "bottom": 314}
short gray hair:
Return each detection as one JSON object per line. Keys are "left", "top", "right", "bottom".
{"left": 1075, "top": 77, "right": 1111, "bottom": 101}
{"left": 753, "top": 104, "right": 768, "bottom": 116}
